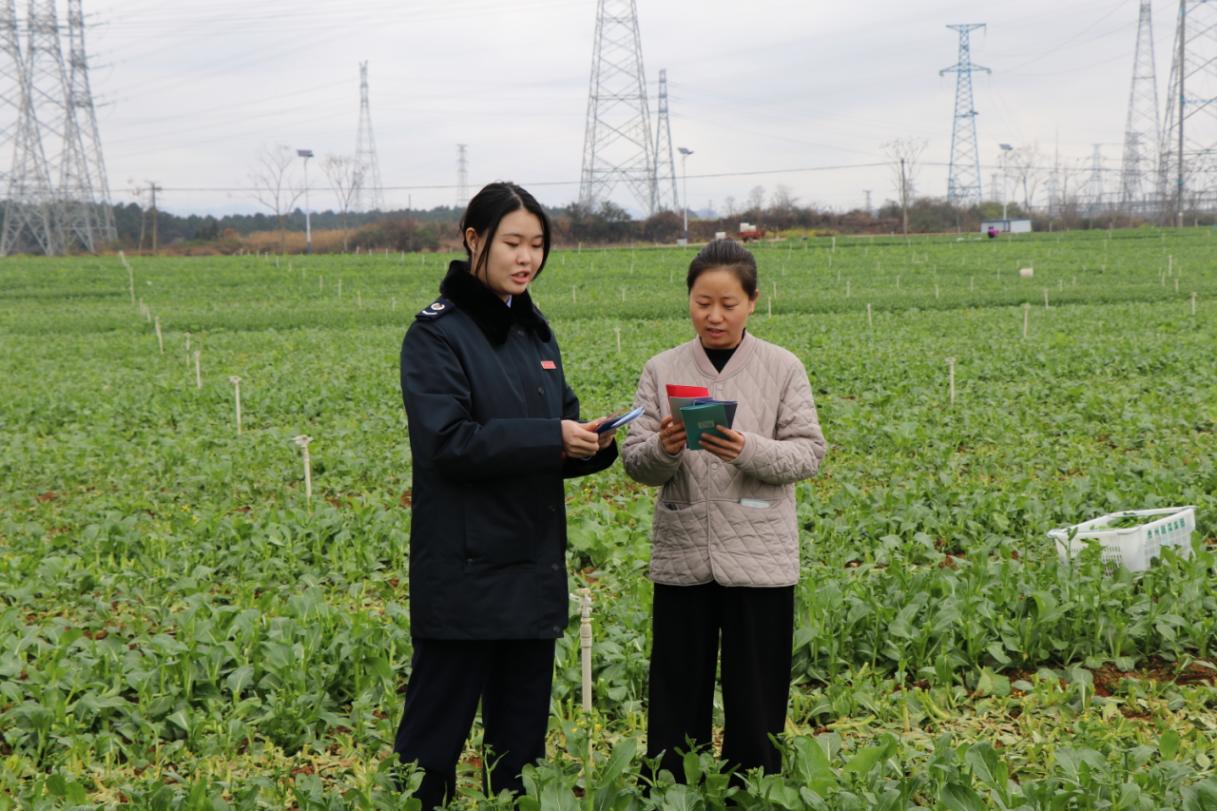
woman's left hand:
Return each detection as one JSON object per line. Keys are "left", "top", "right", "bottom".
{"left": 699, "top": 426, "right": 745, "bottom": 462}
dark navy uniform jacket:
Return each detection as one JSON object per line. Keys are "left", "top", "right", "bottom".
{"left": 400, "top": 260, "right": 617, "bottom": 639}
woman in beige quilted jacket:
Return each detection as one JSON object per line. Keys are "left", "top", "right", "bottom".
{"left": 622, "top": 238, "right": 827, "bottom": 782}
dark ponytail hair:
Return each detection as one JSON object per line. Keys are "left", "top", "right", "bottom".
{"left": 686, "top": 239, "right": 758, "bottom": 298}
{"left": 460, "top": 182, "right": 552, "bottom": 282}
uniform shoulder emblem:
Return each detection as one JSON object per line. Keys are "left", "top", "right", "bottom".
{"left": 416, "top": 297, "right": 456, "bottom": 321}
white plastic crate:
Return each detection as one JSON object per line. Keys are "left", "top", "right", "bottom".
{"left": 1048, "top": 506, "right": 1196, "bottom": 572}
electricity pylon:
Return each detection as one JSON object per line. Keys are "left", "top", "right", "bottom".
{"left": 653, "top": 68, "right": 679, "bottom": 213}
{"left": 3, "top": 0, "right": 64, "bottom": 255}
{"left": 1086, "top": 144, "right": 1104, "bottom": 215}
{"left": 1160, "top": 0, "right": 1217, "bottom": 221}
{"left": 0, "top": 0, "right": 21, "bottom": 193}
{"left": 1119, "top": 1, "right": 1159, "bottom": 214}
{"left": 940, "top": 23, "right": 989, "bottom": 206}
{"left": 353, "top": 61, "right": 384, "bottom": 212}
{"left": 578, "top": 0, "right": 655, "bottom": 215}
{"left": 66, "top": 0, "right": 115, "bottom": 245}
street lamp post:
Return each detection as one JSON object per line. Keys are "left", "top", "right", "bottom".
{"left": 998, "top": 143, "right": 1013, "bottom": 222}
{"left": 678, "top": 146, "right": 693, "bottom": 244}
{"left": 297, "top": 149, "right": 314, "bottom": 254}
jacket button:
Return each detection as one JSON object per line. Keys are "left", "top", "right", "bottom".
{"left": 536, "top": 386, "right": 544, "bottom": 396}
{"left": 552, "top": 626, "right": 561, "bottom": 634}
{"left": 548, "top": 505, "right": 556, "bottom": 513}
{"left": 550, "top": 562, "right": 560, "bottom": 572}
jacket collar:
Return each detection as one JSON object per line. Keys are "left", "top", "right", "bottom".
{"left": 690, "top": 331, "right": 756, "bottom": 380}
{"left": 439, "top": 259, "right": 552, "bottom": 345}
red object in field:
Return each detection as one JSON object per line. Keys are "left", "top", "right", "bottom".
{"left": 737, "top": 221, "right": 765, "bottom": 242}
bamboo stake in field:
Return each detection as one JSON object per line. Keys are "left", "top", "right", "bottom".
{"left": 229, "top": 376, "right": 242, "bottom": 435}
{"left": 767, "top": 297, "right": 772, "bottom": 317}
{"left": 947, "top": 357, "right": 956, "bottom": 405}
{"left": 867, "top": 303, "right": 873, "bottom": 329}
{"left": 614, "top": 326, "right": 621, "bottom": 353}
{"left": 1043, "top": 289, "right": 1050, "bottom": 309}
{"left": 1174, "top": 277, "right": 1179, "bottom": 293}
{"left": 120, "top": 251, "right": 135, "bottom": 305}
{"left": 154, "top": 317, "right": 163, "bottom": 353}
{"left": 294, "top": 435, "right": 313, "bottom": 504}
{"left": 571, "top": 285, "right": 577, "bottom": 304}
{"left": 580, "top": 588, "right": 593, "bottom": 712}
{"left": 619, "top": 287, "right": 626, "bottom": 303}
{"left": 1023, "top": 303, "right": 1030, "bottom": 339}
{"left": 845, "top": 279, "right": 851, "bottom": 298}
{"left": 194, "top": 350, "right": 202, "bottom": 389}
{"left": 1192, "top": 292, "right": 1197, "bottom": 315}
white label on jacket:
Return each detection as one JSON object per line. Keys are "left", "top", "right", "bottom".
{"left": 739, "top": 498, "right": 770, "bottom": 509}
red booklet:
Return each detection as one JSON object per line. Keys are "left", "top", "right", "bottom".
{"left": 665, "top": 384, "right": 710, "bottom": 426}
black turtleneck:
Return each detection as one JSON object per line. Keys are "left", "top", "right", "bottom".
{"left": 702, "top": 331, "right": 744, "bottom": 372}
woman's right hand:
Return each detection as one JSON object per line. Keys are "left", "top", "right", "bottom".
{"left": 658, "top": 415, "right": 686, "bottom": 456}
{"left": 562, "top": 419, "right": 602, "bottom": 460}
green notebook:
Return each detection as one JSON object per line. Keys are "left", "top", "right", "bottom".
{"left": 680, "top": 400, "right": 738, "bottom": 450}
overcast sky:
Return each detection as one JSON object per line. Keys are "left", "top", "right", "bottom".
{"left": 74, "top": 0, "right": 1175, "bottom": 217}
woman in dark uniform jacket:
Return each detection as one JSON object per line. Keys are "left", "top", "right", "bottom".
{"left": 394, "top": 182, "right": 618, "bottom": 809}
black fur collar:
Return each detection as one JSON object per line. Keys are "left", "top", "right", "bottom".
{"left": 439, "top": 260, "right": 552, "bottom": 345}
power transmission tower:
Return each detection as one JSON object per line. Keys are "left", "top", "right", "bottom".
{"left": 30, "top": 0, "right": 97, "bottom": 253}
{"left": 940, "top": 24, "right": 989, "bottom": 206}
{"left": 66, "top": 0, "right": 114, "bottom": 245}
{"left": 1086, "top": 144, "right": 1104, "bottom": 215}
{"left": 653, "top": 68, "right": 678, "bottom": 213}
{"left": 353, "top": 61, "right": 384, "bottom": 212}
{"left": 456, "top": 143, "right": 469, "bottom": 207}
{"left": 1161, "top": 0, "right": 1217, "bottom": 222}
{"left": 1118, "top": 1, "right": 1159, "bottom": 215}
{"left": 3, "top": 0, "right": 65, "bottom": 255}
{"left": 578, "top": 0, "right": 655, "bottom": 214}
{"left": 0, "top": 0, "right": 21, "bottom": 193}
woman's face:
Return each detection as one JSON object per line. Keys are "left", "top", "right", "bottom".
{"left": 688, "top": 267, "right": 756, "bottom": 349}
{"left": 467, "top": 209, "right": 545, "bottom": 302}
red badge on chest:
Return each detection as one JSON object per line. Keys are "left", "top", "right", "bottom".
{"left": 540, "top": 360, "right": 556, "bottom": 370}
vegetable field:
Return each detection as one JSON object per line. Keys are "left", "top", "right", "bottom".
{"left": 3, "top": 228, "right": 1217, "bottom": 809}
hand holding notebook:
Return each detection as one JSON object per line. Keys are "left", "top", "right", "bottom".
{"left": 680, "top": 398, "right": 738, "bottom": 450}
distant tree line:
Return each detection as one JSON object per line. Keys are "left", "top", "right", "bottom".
{"left": 101, "top": 194, "right": 1153, "bottom": 256}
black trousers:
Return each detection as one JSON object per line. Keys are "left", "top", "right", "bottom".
{"left": 646, "top": 581, "right": 794, "bottom": 780}
{"left": 393, "top": 638, "right": 555, "bottom": 810}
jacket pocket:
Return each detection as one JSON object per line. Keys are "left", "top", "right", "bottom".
{"left": 651, "top": 500, "right": 707, "bottom": 551}
{"left": 650, "top": 500, "right": 711, "bottom": 581}
{"left": 709, "top": 498, "right": 799, "bottom": 584}
{"left": 464, "top": 499, "right": 535, "bottom": 567}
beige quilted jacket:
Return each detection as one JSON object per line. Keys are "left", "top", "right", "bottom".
{"left": 622, "top": 334, "right": 827, "bottom": 587}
